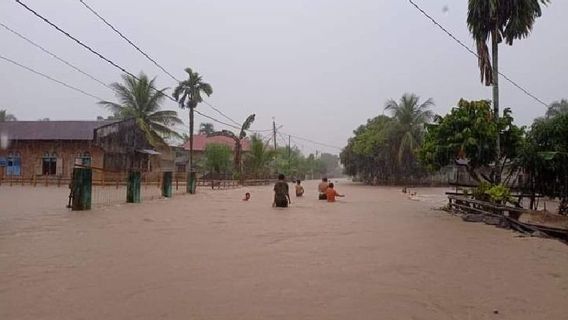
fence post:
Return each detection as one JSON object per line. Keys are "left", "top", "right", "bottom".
{"left": 162, "top": 171, "right": 172, "bottom": 198}
{"left": 71, "top": 167, "right": 92, "bottom": 211}
{"left": 127, "top": 170, "right": 141, "bottom": 203}
{"left": 187, "top": 171, "right": 197, "bottom": 194}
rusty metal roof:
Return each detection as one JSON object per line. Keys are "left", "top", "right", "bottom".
{"left": 0, "top": 121, "right": 116, "bottom": 141}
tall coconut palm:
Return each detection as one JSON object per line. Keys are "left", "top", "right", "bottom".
{"left": 467, "top": 0, "right": 549, "bottom": 182}
{"left": 209, "top": 114, "right": 255, "bottom": 180}
{"left": 98, "top": 72, "right": 182, "bottom": 146}
{"left": 199, "top": 122, "right": 215, "bottom": 135}
{"left": 172, "top": 67, "right": 213, "bottom": 193}
{"left": 545, "top": 99, "right": 568, "bottom": 119}
{"left": 0, "top": 110, "right": 17, "bottom": 121}
{"left": 384, "top": 93, "right": 434, "bottom": 163}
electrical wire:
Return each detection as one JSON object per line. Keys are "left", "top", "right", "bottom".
{"left": 77, "top": 0, "right": 179, "bottom": 82}
{"left": 76, "top": 0, "right": 250, "bottom": 126}
{"left": 0, "top": 53, "right": 105, "bottom": 100}
{"left": 407, "top": 0, "right": 548, "bottom": 107}
{"left": 15, "top": 0, "right": 342, "bottom": 152}
{"left": 0, "top": 21, "right": 111, "bottom": 89}
{"left": 280, "top": 131, "right": 343, "bottom": 150}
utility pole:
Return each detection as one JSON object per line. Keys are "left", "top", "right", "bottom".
{"left": 288, "top": 134, "right": 291, "bottom": 173}
{"left": 272, "top": 117, "right": 278, "bottom": 175}
{"left": 272, "top": 117, "right": 277, "bottom": 150}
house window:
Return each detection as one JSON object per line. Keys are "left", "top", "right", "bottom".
{"left": 42, "top": 152, "right": 57, "bottom": 175}
{"left": 76, "top": 151, "right": 92, "bottom": 167}
{"left": 7, "top": 152, "right": 21, "bottom": 176}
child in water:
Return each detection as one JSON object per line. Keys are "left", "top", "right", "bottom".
{"left": 242, "top": 192, "right": 251, "bottom": 201}
{"left": 295, "top": 180, "right": 304, "bottom": 197}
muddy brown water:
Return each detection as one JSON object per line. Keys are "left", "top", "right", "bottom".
{"left": 1, "top": 181, "right": 567, "bottom": 319}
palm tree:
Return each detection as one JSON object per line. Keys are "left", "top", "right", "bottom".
{"left": 209, "top": 114, "right": 255, "bottom": 181}
{"left": 98, "top": 72, "right": 182, "bottom": 146}
{"left": 172, "top": 67, "right": 213, "bottom": 194}
{"left": 384, "top": 93, "right": 434, "bottom": 163}
{"left": 467, "top": 0, "right": 549, "bottom": 182}
{"left": 245, "top": 134, "right": 275, "bottom": 178}
{"left": 199, "top": 122, "right": 215, "bottom": 135}
{"left": 545, "top": 99, "right": 568, "bottom": 119}
{"left": 0, "top": 110, "right": 17, "bottom": 121}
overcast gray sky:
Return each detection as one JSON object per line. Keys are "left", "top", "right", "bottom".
{"left": 1, "top": 0, "right": 566, "bottom": 154}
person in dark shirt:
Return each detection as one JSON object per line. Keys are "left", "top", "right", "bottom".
{"left": 318, "top": 177, "right": 329, "bottom": 200}
{"left": 273, "top": 174, "right": 291, "bottom": 208}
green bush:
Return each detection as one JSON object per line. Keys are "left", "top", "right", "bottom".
{"left": 487, "top": 184, "right": 511, "bottom": 204}
{"left": 472, "top": 182, "right": 492, "bottom": 202}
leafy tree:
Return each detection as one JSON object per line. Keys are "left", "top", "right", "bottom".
{"left": 0, "top": 110, "right": 17, "bottom": 121}
{"left": 244, "top": 134, "right": 275, "bottom": 178}
{"left": 420, "top": 99, "right": 523, "bottom": 183}
{"left": 304, "top": 153, "right": 327, "bottom": 179}
{"left": 209, "top": 114, "right": 255, "bottom": 179}
{"left": 467, "top": 0, "right": 549, "bottom": 181}
{"left": 319, "top": 153, "right": 342, "bottom": 177}
{"left": 98, "top": 72, "right": 182, "bottom": 146}
{"left": 203, "top": 143, "right": 232, "bottom": 174}
{"left": 518, "top": 113, "right": 568, "bottom": 214}
{"left": 173, "top": 67, "right": 213, "bottom": 190}
{"left": 199, "top": 122, "right": 215, "bottom": 135}
{"left": 545, "top": 99, "right": 568, "bottom": 119}
{"left": 341, "top": 104, "right": 430, "bottom": 185}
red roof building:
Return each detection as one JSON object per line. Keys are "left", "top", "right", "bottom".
{"left": 181, "top": 134, "right": 251, "bottom": 152}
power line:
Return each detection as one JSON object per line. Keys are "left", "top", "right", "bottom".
{"left": 194, "top": 109, "right": 242, "bottom": 130}
{"left": 407, "top": 0, "right": 548, "bottom": 107}
{"left": 202, "top": 101, "right": 242, "bottom": 126}
{"left": 280, "top": 131, "right": 343, "bottom": 150}
{"left": 15, "top": 0, "right": 339, "bottom": 150}
{"left": 14, "top": 0, "right": 176, "bottom": 100}
{"left": 0, "top": 21, "right": 111, "bottom": 89}
{"left": 0, "top": 53, "right": 105, "bottom": 100}
{"left": 78, "top": 0, "right": 276, "bottom": 132}
{"left": 77, "top": 0, "right": 179, "bottom": 82}
{"left": 75, "top": 0, "right": 247, "bottom": 127}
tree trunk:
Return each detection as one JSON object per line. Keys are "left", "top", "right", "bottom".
{"left": 189, "top": 106, "right": 194, "bottom": 172}
{"left": 187, "top": 105, "right": 196, "bottom": 194}
{"left": 492, "top": 27, "right": 501, "bottom": 184}
{"left": 235, "top": 141, "right": 242, "bottom": 183}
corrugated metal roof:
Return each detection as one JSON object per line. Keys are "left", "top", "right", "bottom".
{"left": 0, "top": 121, "right": 116, "bottom": 141}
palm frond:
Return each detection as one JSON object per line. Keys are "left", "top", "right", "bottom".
{"left": 239, "top": 114, "right": 256, "bottom": 139}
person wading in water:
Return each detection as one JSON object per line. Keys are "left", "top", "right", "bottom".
{"left": 273, "top": 174, "right": 291, "bottom": 208}
{"left": 318, "top": 177, "right": 329, "bottom": 200}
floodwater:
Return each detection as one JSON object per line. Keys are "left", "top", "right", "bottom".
{"left": 1, "top": 181, "right": 567, "bottom": 320}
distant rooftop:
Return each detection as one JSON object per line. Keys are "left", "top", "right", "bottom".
{"left": 0, "top": 120, "right": 116, "bottom": 141}
{"left": 182, "top": 134, "right": 251, "bottom": 152}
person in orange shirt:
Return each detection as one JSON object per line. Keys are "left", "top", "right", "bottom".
{"left": 325, "top": 183, "right": 344, "bottom": 202}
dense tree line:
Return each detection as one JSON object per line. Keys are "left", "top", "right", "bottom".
{"left": 341, "top": 95, "right": 568, "bottom": 214}
{"left": 340, "top": 94, "right": 433, "bottom": 184}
